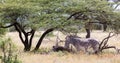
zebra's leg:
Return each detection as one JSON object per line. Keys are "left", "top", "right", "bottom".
{"left": 85, "top": 46, "right": 92, "bottom": 54}
{"left": 84, "top": 47, "right": 88, "bottom": 53}
{"left": 76, "top": 46, "right": 81, "bottom": 51}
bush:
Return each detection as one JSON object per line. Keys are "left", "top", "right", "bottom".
{"left": 0, "top": 38, "right": 22, "bottom": 63}
{"left": 0, "top": 28, "right": 6, "bottom": 37}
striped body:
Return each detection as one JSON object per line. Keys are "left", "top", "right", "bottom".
{"left": 65, "top": 35, "right": 99, "bottom": 53}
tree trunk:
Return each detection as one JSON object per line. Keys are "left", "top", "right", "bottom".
{"left": 34, "top": 28, "right": 54, "bottom": 51}
{"left": 24, "top": 44, "right": 30, "bottom": 51}
{"left": 1, "top": 22, "right": 35, "bottom": 51}
{"left": 103, "top": 24, "right": 107, "bottom": 31}
{"left": 14, "top": 23, "right": 35, "bottom": 51}
{"left": 85, "top": 29, "right": 90, "bottom": 38}
{"left": 24, "top": 34, "right": 30, "bottom": 51}
{"left": 29, "top": 30, "right": 35, "bottom": 50}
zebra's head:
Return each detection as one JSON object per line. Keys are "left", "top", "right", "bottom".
{"left": 64, "top": 35, "right": 80, "bottom": 48}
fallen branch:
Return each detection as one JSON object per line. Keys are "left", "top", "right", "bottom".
{"left": 98, "top": 32, "right": 116, "bottom": 53}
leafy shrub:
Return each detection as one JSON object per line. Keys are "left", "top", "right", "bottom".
{"left": 0, "top": 28, "right": 6, "bottom": 37}
{"left": 0, "top": 38, "right": 22, "bottom": 63}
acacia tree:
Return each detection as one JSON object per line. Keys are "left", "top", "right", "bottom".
{"left": 0, "top": 0, "right": 41, "bottom": 51}
{"left": 64, "top": 0, "right": 120, "bottom": 38}
{"left": 1, "top": 0, "right": 120, "bottom": 51}
{"left": 0, "top": 0, "right": 73, "bottom": 51}
{"left": 32, "top": 0, "right": 120, "bottom": 51}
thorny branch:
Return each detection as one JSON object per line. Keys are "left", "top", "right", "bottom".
{"left": 98, "top": 32, "right": 117, "bottom": 52}
{"left": 0, "top": 23, "right": 15, "bottom": 28}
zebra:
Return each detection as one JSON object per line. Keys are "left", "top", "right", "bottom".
{"left": 64, "top": 35, "right": 99, "bottom": 54}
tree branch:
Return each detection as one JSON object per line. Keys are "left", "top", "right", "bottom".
{"left": 15, "top": 22, "right": 27, "bottom": 35}
{"left": 102, "top": 46, "right": 116, "bottom": 50}
{"left": 99, "top": 32, "right": 116, "bottom": 52}
{"left": 0, "top": 23, "right": 15, "bottom": 28}
{"left": 34, "top": 28, "right": 54, "bottom": 51}
{"left": 14, "top": 24, "right": 25, "bottom": 45}
{"left": 29, "top": 29, "right": 35, "bottom": 49}
{"left": 27, "top": 29, "right": 34, "bottom": 36}
{"left": 67, "top": 12, "right": 81, "bottom": 20}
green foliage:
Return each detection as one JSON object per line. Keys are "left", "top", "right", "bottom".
{"left": 0, "top": 28, "right": 6, "bottom": 36}
{"left": 0, "top": 38, "right": 21, "bottom": 63}
{"left": 0, "top": 0, "right": 120, "bottom": 34}
{"left": 0, "top": 0, "right": 41, "bottom": 30}
{"left": 61, "top": 0, "right": 120, "bottom": 33}
{"left": 109, "top": 12, "right": 120, "bottom": 33}
{"left": 46, "top": 32, "right": 54, "bottom": 37}
{"left": 8, "top": 27, "right": 16, "bottom": 32}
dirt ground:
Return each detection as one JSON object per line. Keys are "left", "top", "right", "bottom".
{"left": 4, "top": 30, "right": 120, "bottom": 63}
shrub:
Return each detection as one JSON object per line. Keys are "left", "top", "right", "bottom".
{"left": 0, "top": 38, "right": 22, "bottom": 63}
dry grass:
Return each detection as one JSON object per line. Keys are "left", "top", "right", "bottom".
{"left": 18, "top": 52, "right": 120, "bottom": 63}
{"left": 4, "top": 30, "right": 120, "bottom": 63}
